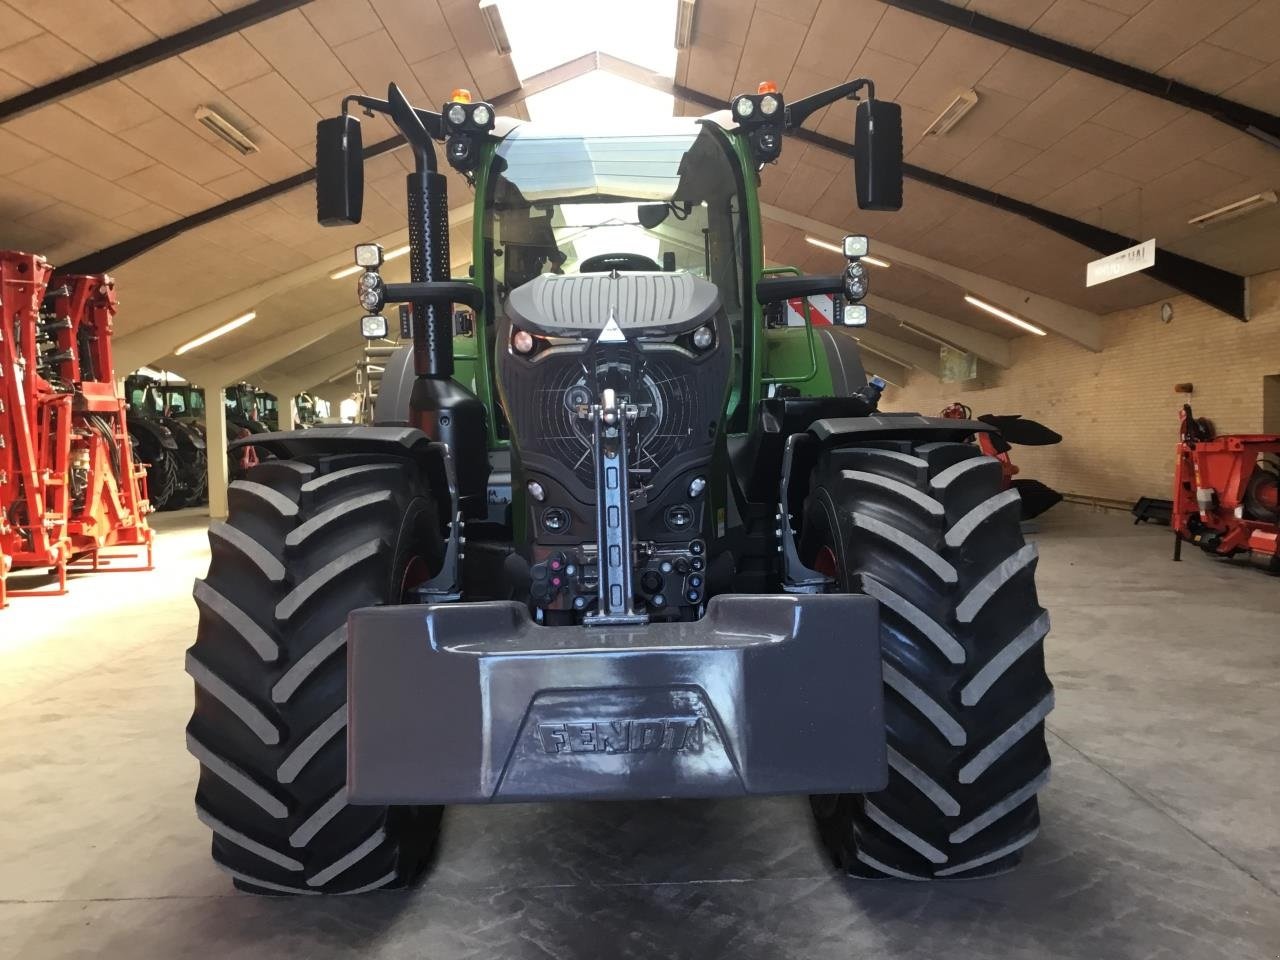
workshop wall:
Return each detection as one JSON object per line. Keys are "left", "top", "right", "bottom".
{"left": 883, "top": 269, "right": 1280, "bottom": 505}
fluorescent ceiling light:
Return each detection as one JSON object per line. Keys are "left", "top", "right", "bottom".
{"left": 804, "top": 236, "right": 889, "bottom": 266}
{"left": 1187, "top": 190, "right": 1277, "bottom": 228}
{"left": 174, "top": 312, "right": 256, "bottom": 355}
{"left": 925, "top": 89, "right": 979, "bottom": 137}
{"left": 479, "top": 0, "right": 511, "bottom": 55}
{"left": 330, "top": 244, "right": 411, "bottom": 280}
{"left": 805, "top": 236, "right": 841, "bottom": 254}
{"left": 195, "top": 105, "right": 257, "bottom": 155}
{"left": 326, "top": 365, "right": 357, "bottom": 383}
{"left": 964, "top": 296, "right": 1045, "bottom": 336}
{"left": 675, "top": 0, "right": 696, "bottom": 49}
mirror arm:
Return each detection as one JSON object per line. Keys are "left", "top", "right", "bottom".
{"left": 785, "top": 77, "right": 876, "bottom": 131}
{"left": 340, "top": 93, "right": 446, "bottom": 153}
{"left": 382, "top": 281, "right": 485, "bottom": 312}
{"left": 755, "top": 274, "right": 844, "bottom": 304}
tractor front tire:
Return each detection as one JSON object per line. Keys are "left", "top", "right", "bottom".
{"left": 186, "top": 455, "right": 444, "bottom": 894}
{"left": 148, "top": 450, "right": 180, "bottom": 511}
{"left": 175, "top": 450, "right": 209, "bottom": 508}
{"left": 801, "top": 440, "right": 1053, "bottom": 880}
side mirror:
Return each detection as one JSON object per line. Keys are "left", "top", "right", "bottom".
{"left": 854, "top": 99, "right": 903, "bottom": 212}
{"left": 317, "top": 115, "right": 364, "bottom": 226}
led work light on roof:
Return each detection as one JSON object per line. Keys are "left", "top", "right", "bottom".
{"left": 443, "top": 87, "right": 496, "bottom": 177}
{"left": 731, "top": 80, "right": 786, "bottom": 166}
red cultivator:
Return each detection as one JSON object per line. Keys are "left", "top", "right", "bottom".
{"left": 0, "top": 250, "right": 152, "bottom": 606}
{"left": 939, "top": 402, "right": 1064, "bottom": 519}
{"left": 1172, "top": 403, "right": 1279, "bottom": 570}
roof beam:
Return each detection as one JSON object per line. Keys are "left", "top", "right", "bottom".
{"left": 867, "top": 295, "right": 1011, "bottom": 368}
{"left": 853, "top": 328, "right": 939, "bottom": 374}
{"left": 876, "top": 0, "right": 1280, "bottom": 147}
{"left": 60, "top": 133, "right": 405, "bottom": 275}
{"left": 784, "top": 126, "right": 1247, "bottom": 321}
{"left": 112, "top": 213, "right": 472, "bottom": 373}
{"left": 675, "top": 80, "right": 1248, "bottom": 320}
{"left": 0, "top": 0, "right": 316, "bottom": 124}
{"left": 259, "top": 347, "right": 360, "bottom": 399}
{"left": 181, "top": 310, "right": 355, "bottom": 388}
{"left": 766, "top": 204, "right": 1104, "bottom": 351}
{"left": 860, "top": 355, "right": 909, "bottom": 387}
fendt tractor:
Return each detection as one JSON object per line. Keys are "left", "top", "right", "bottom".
{"left": 186, "top": 77, "right": 1054, "bottom": 894}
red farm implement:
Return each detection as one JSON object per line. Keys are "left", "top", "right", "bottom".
{"left": 1172, "top": 403, "right": 1279, "bottom": 570}
{"left": 0, "top": 250, "right": 152, "bottom": 606}
{"left": 939, "top": 402, "right": 1064, "bottom": 519}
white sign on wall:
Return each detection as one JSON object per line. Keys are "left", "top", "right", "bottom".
{"left": 1086, "top": 239, "right": 1156, "bottom": 287}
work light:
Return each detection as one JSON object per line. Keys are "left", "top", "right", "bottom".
{"left": 354, "top": 244, "right": 383, "bottom": 267}
{"left": 360, "top": 314, "right": 388, "bottom": 339}
{"left": 843, "top": 235, "right": 868, "bottom": 258}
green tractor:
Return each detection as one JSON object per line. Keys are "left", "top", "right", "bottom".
{"left": 186, "top": 78, "right": 1052, "bottom": 895}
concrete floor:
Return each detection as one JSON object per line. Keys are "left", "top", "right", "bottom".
{"left": 0, "top": 504, "right": 1277, "bottom": 959}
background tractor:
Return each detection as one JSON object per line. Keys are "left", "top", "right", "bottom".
{"left": 186, "top": 78, "right": 1053, "bottom": 894}
{"left": 125, "top": 374, "right": 208, "bottom": 510}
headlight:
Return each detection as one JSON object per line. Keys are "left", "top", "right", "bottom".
{"left": 359, "top": 285, "right": 383, "bottom": 312}
{"left": 358, "top": 272, "right": 380, "bottom": 292}
{"left": 472, "top": 104, "right": 492, "bottom": 126}
{"left": 734, "top": 96, "right": 754, "bottom": 119}
{"left": 843, "top": 261, "right": 868, "bottom": 301}
{"left": 760, "top": 94, "right": 779, "bottom": 116}
{"left": 447, "top": 103, "right": 467, "bottom": 126}
{"left": 512, "top": 329, "right": 534, "bottom": 354}
{"left": 692, "top": 325, "right": 714, "bottom": 350}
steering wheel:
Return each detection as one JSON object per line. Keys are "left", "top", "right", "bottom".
{"left": 579, "top": 252, "right": 663, "bottom": 273}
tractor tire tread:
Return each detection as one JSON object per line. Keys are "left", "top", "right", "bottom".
{"left": 186, "top": 453, "right": 443, "bottom": 895}
{"left": 804, "top": 439, "right": 1053, "bottom": 880}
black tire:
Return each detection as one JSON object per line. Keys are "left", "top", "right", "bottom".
{"left": 1243, "top": 466, "right": 1278, "bottom": 522}
{"left": 186, "top": 454, "right": 445, "bottom": 894}
{"left": 800, "top": 439, "right": 1053, "bottom": 880}
{"left": 148, "top": 450, "right": 180, "bottom": 511}
{"left": 176, "top": 450, "right": 209, "bottom": 508}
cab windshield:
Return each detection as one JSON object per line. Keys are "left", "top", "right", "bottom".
{"left": 484, "top": 121, "right": 749, "bottom": 410}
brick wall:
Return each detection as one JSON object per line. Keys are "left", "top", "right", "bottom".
{"left": 882, "top": 269, "right": 1280, "bottom": 505}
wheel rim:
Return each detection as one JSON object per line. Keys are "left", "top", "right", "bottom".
{"left": 1257, "top": 477, "right": 1278, "bottom": 512}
